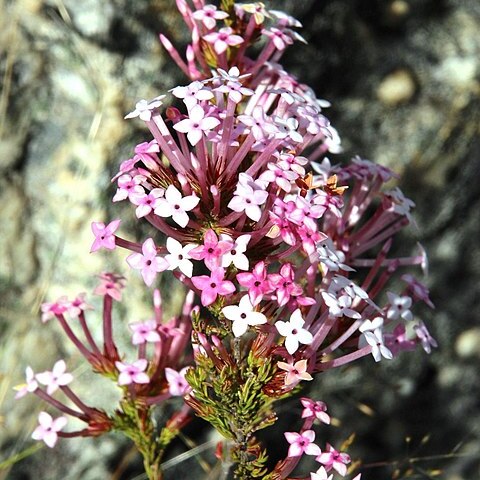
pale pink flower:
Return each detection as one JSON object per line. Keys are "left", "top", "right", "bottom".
{"left": 192, "top": 4, "right": 229, "bottom": 30}
{"left": 238, "top": 106, "right": 275, "bottom": 140}
{"left": 284, "top": 430, "right": 321, "bottom": 457}
{"left": 94, "top": 273, "right": 126, "bottom": 301}
{"left": 116, "top": 359, "right": 150, "bottom": 386}
{"left": 126, "top": 238, "right": 168, "bottom": 287}
{"left": 277, "top": 359, "right": 313, "bottom": 386}
{"left": 203, "top": 27, "right": 243, "bottom": 55}
{"left": 414, "top": 321, "right": 438, "bottom": 354}
{"left": 263, "top": 27, "right": 294, "bottom": 50}
{"left": 173, "top": 104, "right": 220, "bottom": 146}
{"left": 384, "top": 324, "right": 416, "bottom": 356}
{"left": 66, "top": 293, "right": 93, "bottom": 317}
{"left": 14, "top": 367, "right": 38, "bottom": 399}
{"left": 130, "top": 188, "right": 164, "bottom": 218}
{"left": 222, "top": 295, "right": 267, "bottom": 337}
{"left": 227, "top": 173, "right": 269, "bottom": 222}
{"left": 275, "top": 309, "right": 313, "bottom": 355}
{"left": 90, "top": 219, "right": 120, "bottom": 252}
{"left": 259, "top": 162, "right": 298, "bottom": 192}
{"left": 165, "top": 367, "right": 191, "bottom": 396}
{"left": 32, "top": 412, "right": 67, "bottom": 448}
{"left": 112, "top": 173, "right": 145, "bottom": 202}
{"left": 214, "top": 80, "right": 254, "bottom": 104}
{"left": 316, "top": 443, "right": 351, "bottom": 476}
{"left": 128, "top": 320, "right": 161, "bottom": 345}
{"left": 165, "top": 237, "right": 196, "bottom": 278}
{"left": 154, "top": 185, "right": 200, "bottom": 228}
{"left": 191, "top": 267, "right": 235, "bottom": 307}
{"left": 124, "top": 95, "right": 166, "bottom": 122}
{"left": 36, "top": 360, "right": 73, "bottom": 395}
{"left": 301, "top": 398, "right": 331, "bottom": 425}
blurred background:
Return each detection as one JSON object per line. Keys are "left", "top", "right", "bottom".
{"left": 0, "top": 0, "right": 479, "bottom": 479}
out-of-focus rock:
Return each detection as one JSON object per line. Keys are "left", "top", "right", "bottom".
{"left": 377, "top": 68, "right": 417, "bottom": 106}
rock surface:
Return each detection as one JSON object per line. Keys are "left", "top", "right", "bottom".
{"left": 1, "top": 1, "right": 479, "bottom": 479}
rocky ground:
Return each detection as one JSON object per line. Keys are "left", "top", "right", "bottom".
{"left": 0, "top": 0, "right": 479, "bottom": 479}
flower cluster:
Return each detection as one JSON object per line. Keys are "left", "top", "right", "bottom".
{"left": 18, "top": 2, "right": 436, "bottom": 479}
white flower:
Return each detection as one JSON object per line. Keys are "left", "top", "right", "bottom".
{"left": 275, "top": 309, "right": 313, "bottom": 354}
{"left": 165, "top": 237, "right": 196, "bottom": 277}
{"left": 222, "top": 295, "right": 267, "bottom": 337}
{"left": 364, "top": 328, "right": 393, "bottom": 362}
{"left": 154, "top": 185, "right": 200, "bottom": 228}
{"left": 387, "top": 292, "right": 413, "bottom": 322}
{"left": 220, "top": 234, "right": 251, "bottom": 270}
{"left": 322, "top": 292, "right": 361, "bottom": 319}
{"left": 124, "top": 95, "right": 166, "bottom": 122}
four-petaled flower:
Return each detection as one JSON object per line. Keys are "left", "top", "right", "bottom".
{"left": 36, "top": 360, "right": 73, "bottom": 395}
{"left": 32, "top": 412, "right": 67, "bottom": 448}
{"left": 90, "top": 219, "right": 120, "bottom": 252}
{"left": 14, "top": 366, "right": 38, "bottom": 399}
{"left": 127, "top": 238, "right": 168, "bottom": 287}
{"left": 275, "top": 309, "right": 313, "bottom": 354}
{"left": 284, "top": 430, "right": 321, "bottom": 457}
{"left": 203, "top": 27, "right": 244, "bottom": 55}
{"left": 192, "top": 268, "right": 236, "bottom": 307}
{"left": 115, "top": 359, "right": 150, "bottom": 386}
{"left": 165, "top": 367, "right": 192, "bottom": 396}
{"left": 129, "top": 320, "right": 161, "bottom": 345}
{"left": 165, "top": 237, "right": 196, "bottom": 277}
{"left": 316, "top": 443, "right": 351, "bottom": 476}
{"left": 311, "top": 466, "right": 333, "bottom": 480}
{"left": 173, "top": 104, "right": 220, "bottom": 146}
{"left": 364, "top": 329, "right": 393, "bottom": 362}
{"left": 387, "top": 292, "right": 413, "bottom": 322}
{"left": 222, "top": 295, "right": 267, "bottom": 337}
{"left": 228, "top": 173, "right": 269, "bottom": 222}
{"left": 154, "top": 185, "right": 200, "bottom": 228}
{"left": 192, "top": 4, "right": 229, "bottom": 30}
{"left": 124, "top": 95, "right": 166, "bottom": 122}
{"left": 277, "top": 359, "right": 313, "bottom": 386}
{"left": 189, "top": 229, "right": 232, "bottom": 271}
{"left": 301, "top": 398, "right": 331, "bottom": 424}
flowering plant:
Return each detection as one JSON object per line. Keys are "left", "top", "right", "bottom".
{"left": 15, "top": 1, "right": 436, "bottom": 479}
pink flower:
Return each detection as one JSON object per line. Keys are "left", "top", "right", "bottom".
{"left": 203, "top": 27, "right": 243, "bottom": 55}
{"left": 126, "top": 238, "right": 168, "bottom": 287}
{"left": 214, "top": 80, "right": 254, "bottom": 104}
{"left": 36, "top": 360, "right": 74, "bottom": 395}
{"left": 90, "top": 219, "right": 120, "bottom": 252}
{"left": 284, "top": 430, "right": 321, "bottom": 457}
{"left": 14, "top": 367, "right": 38, "bottom": 399}
{"left": 189, "top": 229, "right": 233, "bottom": 271}
{"left": 171, "top": 81, "right": 214, "bottom": 109}
{"left": 173, "top": 104, "right": 220, "bottom": 146}
{"left": 165, "top": 367, "right": 191, "bottom": 396}
{"left": 116, "top": 359, "right": 150, "bottom": 386}
{"left": 269, "top": 263, "right": 303, "bottom": 307}
{"left": 414, "top": 321, "right": 438, "bottom": 354}
{"left": 384, "top": 324, "right": 416, "bottom": 357}
{"left": 275, "top": 309, "right": 313, "bottom": 354}
{"left": 259, "top": 161, "right": 298, "bottom": 193}
{"left": 32, "top": 412, "right": 67, "bottom": 448}
{"left": 277, "top": 359, "right": 313, "bottom": 386}
{"left": 94, "top": 273, "right": 126, "bottom": 301}
{"left": 237, "top": 261, "right": 273, "bottom": 306}
{"left": 316, "top": 443, "right": 351, "bottom": 476}
{"left": 128, "top": 320, "right": 161, "bottom": 345}
{"left": 130, "top": 188, "right": 164, "bottom": 218}
{"left": 154, "top": 185, "right": 200, "bottom": 228}
{"left": 301, "top": 398, "right": 331, "bottom": 425}
{"left": 191, "top": 267, "right": 235, "bottom": 306}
